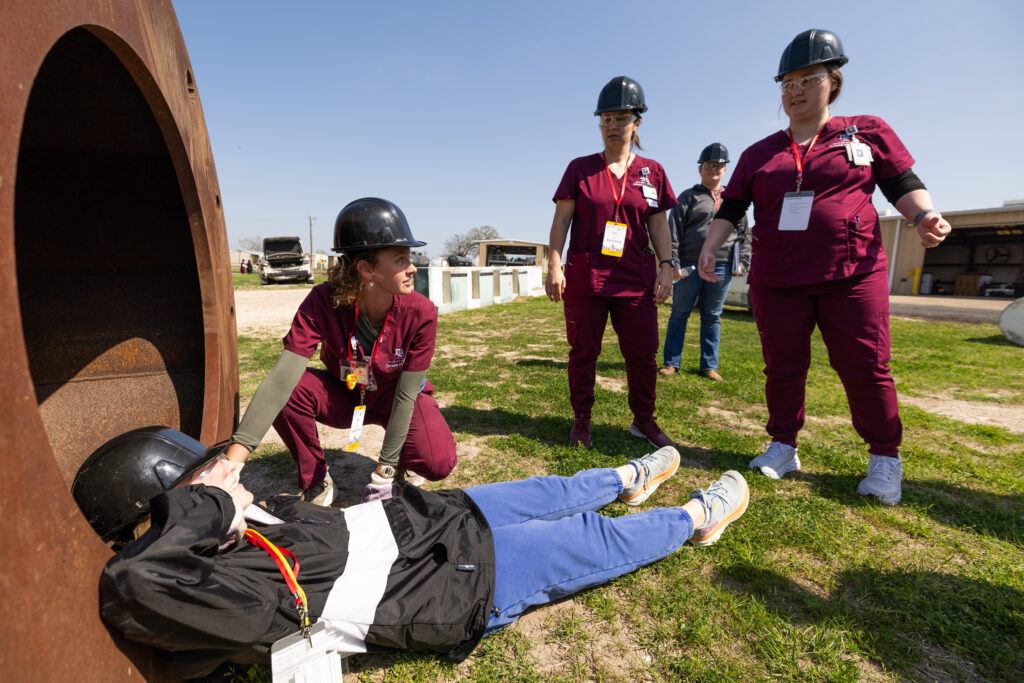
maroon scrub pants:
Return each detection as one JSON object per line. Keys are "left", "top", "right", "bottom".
{"left": 563, "top": 293, "right": 658, "bottom": 424}
{"left": 273, "top": 368, "right": 457, "bottom": 489}
{"left": 749, "top": 269, "right": 902, "bottom": 456}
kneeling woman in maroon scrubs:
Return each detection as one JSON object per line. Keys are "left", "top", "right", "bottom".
{"left": 224, "top": 198, "right": 457, "bottom": 505}
{"left": 546, "top": 76, "right": 678, "bottom": 453}
{"left": 698, "top": 29, "right": 950, "bottom": 505}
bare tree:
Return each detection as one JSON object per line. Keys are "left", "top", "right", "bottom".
{"left": 443, "top": 225, "right": 501, "bottom": 257}
{"left": 238, "top": 236, "right": 263, "bottom": 252}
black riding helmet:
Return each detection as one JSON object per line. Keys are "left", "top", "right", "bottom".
{"left": 775, "top": 28, "right": 848, "bottom": 81}
{"left": 698, "top": 143, "right": 730, "bottom": 165}
{"left": 72, "top": 427, "right": 227, "bottom": 541}
{"left": 332, "top": 197, "right": 427, "bottom": 254}
{"left": 594, "top": 76, "right": 648, "bottom": 115}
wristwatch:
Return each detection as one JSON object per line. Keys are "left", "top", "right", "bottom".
{"left": 375, "top": 463, "right": 397, "bottom": 478}
{"left": 659, "top": 258, "right": 680, "bottom": 269}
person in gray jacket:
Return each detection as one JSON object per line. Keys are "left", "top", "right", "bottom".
{"left": 661, "top": 143, "right": 750, "bottom": 381}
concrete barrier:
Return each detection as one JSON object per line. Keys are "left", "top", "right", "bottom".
{"left": 426, "top": 266, "right": 544, "bottom": 314}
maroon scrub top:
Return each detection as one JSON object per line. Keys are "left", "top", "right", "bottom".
{"left": 723, "top": 115, "right": 914, "bottom": 288}
{"left": 553, "top": 153, "right": 677, "bottom": 297}
{"left": 282, "top": 283, "right": 437, "bottom": 409}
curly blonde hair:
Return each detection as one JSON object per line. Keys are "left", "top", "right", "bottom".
{"left": 328, "top": 249, "right": 383, "bottom": 308}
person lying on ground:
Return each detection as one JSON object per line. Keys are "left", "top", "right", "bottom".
{"left": 73, "top": 427, "right": 750, "bottom": 679}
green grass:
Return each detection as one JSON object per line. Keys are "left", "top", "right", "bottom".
{"left": 236, "top": 297, "right": 1024, "bottom": 682}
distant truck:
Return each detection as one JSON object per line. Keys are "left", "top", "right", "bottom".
{"left": 258, "top": 236, "right": 313, "bottom": 285}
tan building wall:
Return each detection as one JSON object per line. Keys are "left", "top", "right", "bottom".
{"left": 885, "top": 206, "right": 1024, "bottom": 295}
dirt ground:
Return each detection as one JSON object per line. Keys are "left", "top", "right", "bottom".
{"left": 235, "top": 286, "right": 311, "bottom": 336}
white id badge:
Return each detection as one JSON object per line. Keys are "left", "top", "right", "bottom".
{"left": 849, "top": 141, "right": 873, "bottom": 166}
{"left": 346, "top": 405, "right": 366, "bottom": 452}
{"left": 641, "top": 184, "right": 658, "bottom": 200}
{"left": 340, "top": 362, "right": 368, "bottom": 388}
{"left": 779, "top": 191, "right": 814, "bottom": 231}
{"left": 601, "top": 221, "right": 627, "bottom": 257}
{"left": 271, "top": 621, "right": 350, "bottom": 683}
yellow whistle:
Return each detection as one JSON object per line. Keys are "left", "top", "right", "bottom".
{"left": 346, "top": 373, "right": 358, "bottom": 390}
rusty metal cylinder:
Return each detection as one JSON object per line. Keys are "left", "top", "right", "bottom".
{"left": 0, "top": 1, "right": 237, "bottom": 680}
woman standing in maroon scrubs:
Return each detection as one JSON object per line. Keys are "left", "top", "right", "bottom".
{"left": 698, "top": 29, "right": 950, "bottom": 505}
{"left": 546, "top": 76, "right": 679, "bottom": 453}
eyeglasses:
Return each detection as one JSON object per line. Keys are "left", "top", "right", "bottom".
{"left": 702, "top": 162, "right": 726, "bottom": 169}
{"left": 598, "top": 113, "right": 638, "bottom": 128}
{"left": 780, "top": 73, "right": 829, "bottom": 94}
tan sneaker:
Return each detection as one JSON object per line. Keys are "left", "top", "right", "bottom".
{"left": 701, "top": 369, "right": 724, "bottom": 382}
{"left": 302, "top": 472, "right": 335, "bottom": 506}
{"left": 618, "top": 446, "right": 681, "bottom": 506}
{"left": 658, "top": 366, "right": 678, "bottom": 376}
{"left": 689, "top": 471, "right": 749, "bottom": 546}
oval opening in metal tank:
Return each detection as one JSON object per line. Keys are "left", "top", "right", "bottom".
{"left": 15, "top": 28, "right": 205, "bottom": 488}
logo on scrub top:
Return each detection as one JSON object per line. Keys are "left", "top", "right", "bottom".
{"left": 386, "top": 348, "right": 406, "bottom": 369}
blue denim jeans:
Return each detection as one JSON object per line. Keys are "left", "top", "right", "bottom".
{"left": 662, "top": 262, "right": 733, "bottom": 371}
{"left": 465, "top": 469, "right": 694, "bottom": 634}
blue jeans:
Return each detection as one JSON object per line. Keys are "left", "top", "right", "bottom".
{"left": 465, "top": 469, "right": 694, "bottom": 634}
{"left": 662, "top": 262, "right": 733, "bottom": 371}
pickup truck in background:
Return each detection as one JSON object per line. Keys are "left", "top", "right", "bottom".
{"left": 259, "top": 236, "right": 313, "bottom": 285}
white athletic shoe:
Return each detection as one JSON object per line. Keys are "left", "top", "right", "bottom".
{"left": 749, "top": 441, "right": 800, "bottom": 480}
{"left": 403, "top": 471, "right": 427, "bottom": 487}
{"left": 857, "top": 454, "right": 903, "bottom": 505}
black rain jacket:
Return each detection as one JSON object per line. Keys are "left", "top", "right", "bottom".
{"left": 99, "top": 484, "right": 495, "bottom": 679}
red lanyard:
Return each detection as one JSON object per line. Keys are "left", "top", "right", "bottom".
{"left": 708, "top": 187, "right": 722, "bottom": 211}
{"left": 787, "top": 128, "right": 823, "bottom": 192}
{"left": 347, "top": 299, "right": 391, "bottom": 375}
{"left": 601, "top": 153, "right": 632, "bottom": 222}
{"left": 245, "top": 528, "right": 312, "bottom": 642}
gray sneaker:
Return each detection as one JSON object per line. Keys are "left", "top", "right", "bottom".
{"left": 688, "top": 470, "right": 749, "bottom": 546}
{"left": 857, "top": 454, "right": 903, "bottom": 505}
{"left": 618, "top": 446, "right": 681, "bottom": 506}
{"left": 302, "top": 471, "right": 335, "bottom": 507}
{"left": 749, "top": 441, "right": 800, "bottom": 480}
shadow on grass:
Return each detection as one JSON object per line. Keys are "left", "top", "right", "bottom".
{"left": 796, "top": 471, "right": 1024, "bottom": 546}
{"left": 442, "top": 405, "right": 751, "bottom": 474}
{"left": 714, "top": 563, "right": 1024, "bottom": 680}
{"left": 964, "top": 333, "right": 1018, "bottom": 346}
{"left": 514, "top": 358, "right": 627, "bottom": 371}
{"left": 241, "top": 447, "right": 377, "bottom": 509}
{"left": 720, "top": 309, "right": 756, "bottom": 321}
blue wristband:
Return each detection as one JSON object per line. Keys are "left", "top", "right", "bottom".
{"left": 912, "top": 209, "right": 936, "bottom": 225}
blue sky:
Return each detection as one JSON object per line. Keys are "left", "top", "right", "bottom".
{"left": 174, "top": 1, "right": 1024, "bottom": 256}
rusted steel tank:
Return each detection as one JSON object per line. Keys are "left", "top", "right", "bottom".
{"left": 0, "top": 1, "right": 238, "bottom": 680}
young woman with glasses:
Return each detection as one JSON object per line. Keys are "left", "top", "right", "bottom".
{"left": 697, "top": 29, "right": 951, "bottom": 505}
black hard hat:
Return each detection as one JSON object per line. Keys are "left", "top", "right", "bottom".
{"left": 775, "top": 28, "right": 848, "bottom": 81}
{"left": 72, "top": 427, "right": 226, "bottom": 541}
{"left": 594, "top": 76, "right": 648, "bottom": 115}
{"left": 332, "top": 197, "right": 427, "bottom": 254}
{"left": 698, "top": 143, "right": 730, "bottom": 165}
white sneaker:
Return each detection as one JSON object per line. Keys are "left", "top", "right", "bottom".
{"left": 403, "top": 471, "right": 427, "bottom": 487}
{"left": 749, "top": 441, "right": 800, "bottom": 480}
{"left": 857, "top": 454, "right": 902, "bottom": 505}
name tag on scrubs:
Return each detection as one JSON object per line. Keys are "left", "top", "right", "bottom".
{"left": 271, "top": 621, "right": 349, "bottom": 682}
{"left": 341, "top": 362, "right": 368, "bottom": 388}
{"left": 641, "top": 184, "right": 657, "bottom": 200}
{"left": 601, "top": 221, "right": 627, "bottom": 257}
{"left": 346, "top": 405, "right": 366, "bottom": 452}
{"left": 779, "top": 191, "right": 814, "bottom": 231}
{"left": 847, "top": 141, "right": 873, "bottom": 166}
